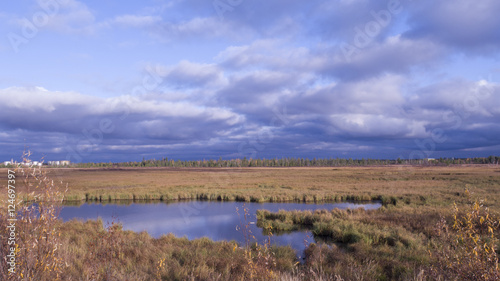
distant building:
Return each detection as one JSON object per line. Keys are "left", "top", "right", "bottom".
{"left": 47, "top": 160, "right": 71, "bottom": 166}
{"left": 3, "top": 160, "right": 45, "bottom": 167}
{"left": 425, "top": 158, "right": 436, "bottom": 161}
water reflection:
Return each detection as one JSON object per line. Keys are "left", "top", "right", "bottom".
{"left": 60, "top": 201, "right": 381, "bottom": 259}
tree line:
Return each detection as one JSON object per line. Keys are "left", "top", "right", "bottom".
{"left": 69, "top": 155, "right": 500, "bottom": 168}
{"left": 1, "top": 156, "right": 498, "bottom": 168}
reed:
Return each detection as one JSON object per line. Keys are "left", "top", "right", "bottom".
{"left": 8, "top": 165, "right": 497, "bottom": 209}
{"left": 1, "top": 155, "right": 499, "bottom": 280}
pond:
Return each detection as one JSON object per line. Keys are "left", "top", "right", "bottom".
{"left": 59, "top": 201, "right": 381, "bottom": 259}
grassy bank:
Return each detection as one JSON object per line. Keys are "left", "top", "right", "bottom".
{"left": 2, "top": 199, "right": 498, "bottom": 280}
{"left": 57, "top": 219, "right": 297, "bottom": 280}
{"left": 1, "top": 164, "right": 499, "bottom": 280}
{"left": 257, "top": 207, "right": 437, "bottom": 279}
{"left": 255, "top": 191, "right": 500, "bottom": 280}
{"left": 2, "top": 165, "right": 498, "bottom": 208}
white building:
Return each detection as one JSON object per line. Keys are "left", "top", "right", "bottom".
{"left": 3, "top": 160, "right": 42, "bottom": 167}
{"left": 47, "top": 160, "right": 70, "bottom": 166}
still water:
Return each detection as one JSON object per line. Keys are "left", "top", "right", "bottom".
{"left": 60, "top": 201, "right": 381, "bottom": 258}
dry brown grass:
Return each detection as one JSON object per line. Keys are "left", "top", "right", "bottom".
{"left": 1, "top": 164, "right": 499, "bottom": 280}
{"left": 1, "top": 165, "right": 497, "bottom": 209}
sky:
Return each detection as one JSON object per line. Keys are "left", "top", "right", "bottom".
{"left": 0, "top": 0, "right": 499, "bottom": 163}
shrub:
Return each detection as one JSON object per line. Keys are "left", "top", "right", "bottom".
{"left": 0, "top": 151, "right": 66, "bottom": 280}
{"left": 430, "top": 190, "right": 500, "bottom": 280}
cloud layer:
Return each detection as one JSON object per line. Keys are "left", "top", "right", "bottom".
{"left": 0, "top": 0, "right": 499, "bottom": 162}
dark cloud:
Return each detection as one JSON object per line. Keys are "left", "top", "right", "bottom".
{"left": 3, "top": 74, "right": 499, "bottom": 162}
{"left": 215, "top": 70, "right": 299, "bottom": 106}
{"left": 403, "top": 0, "right": 500, "bottom": 54}
{"left": 1, "top": 0, "right": 500, "bottom": 162}
{"left": 324, "top": 37, "right": 445, "bottom": 80}
{"left": 0, "top": 86, "right": 246, "bottom": 162}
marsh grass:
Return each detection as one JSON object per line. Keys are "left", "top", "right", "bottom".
{"left": 256, "top": 190, "right": 500, "bottom": 280}
{"left": 1, "top": 158, "right": 500, "bottom": 280}
{"left": 235, "top": 205, "right": 298, "bottom": 280}
{"left": 14, "top": 166, "right": 498, "bottom": 209}
{"left": 257, "top": 207, "right": 432, "bottom": 280}
{"left": 55, "top": 218, "right": 298, "bottom": 280}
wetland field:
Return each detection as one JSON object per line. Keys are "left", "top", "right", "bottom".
{"left": 31, "top": 165, "right": 500, "bottom": 206}
{"left": 1, "top": 165, "right": 499, "bottom": 280}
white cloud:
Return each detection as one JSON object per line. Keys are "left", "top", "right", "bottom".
{"left": 0, "top": 86, "right": 98, "bottom": 112}
{"left": 329, "top": 114, "right": 427, "bottom": 138}
{"left": 1, "top": 0, "right": 500, "bottom": 160}
{"left": 37, "top": 0, "right": 97, "bottom": 34}
{"left": 152, "top": 16, "right": 257, "bottom": 41}
{"left": 9, "top": 1, "right": 164, "bottom": 36}
{"left": 0, "top": 86, "right": 244, "bottom": 132}
{"left": 411, "top": 79, "right": 500, "bottom": 119}
{"left": 157, "top": 60, "right": 227, "bottom": 88}
{"left": 109, "top": 15, "right": 161, "bottom": 27}
{"left": 296, "top": 142, "right": 374, "bottom": 151}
